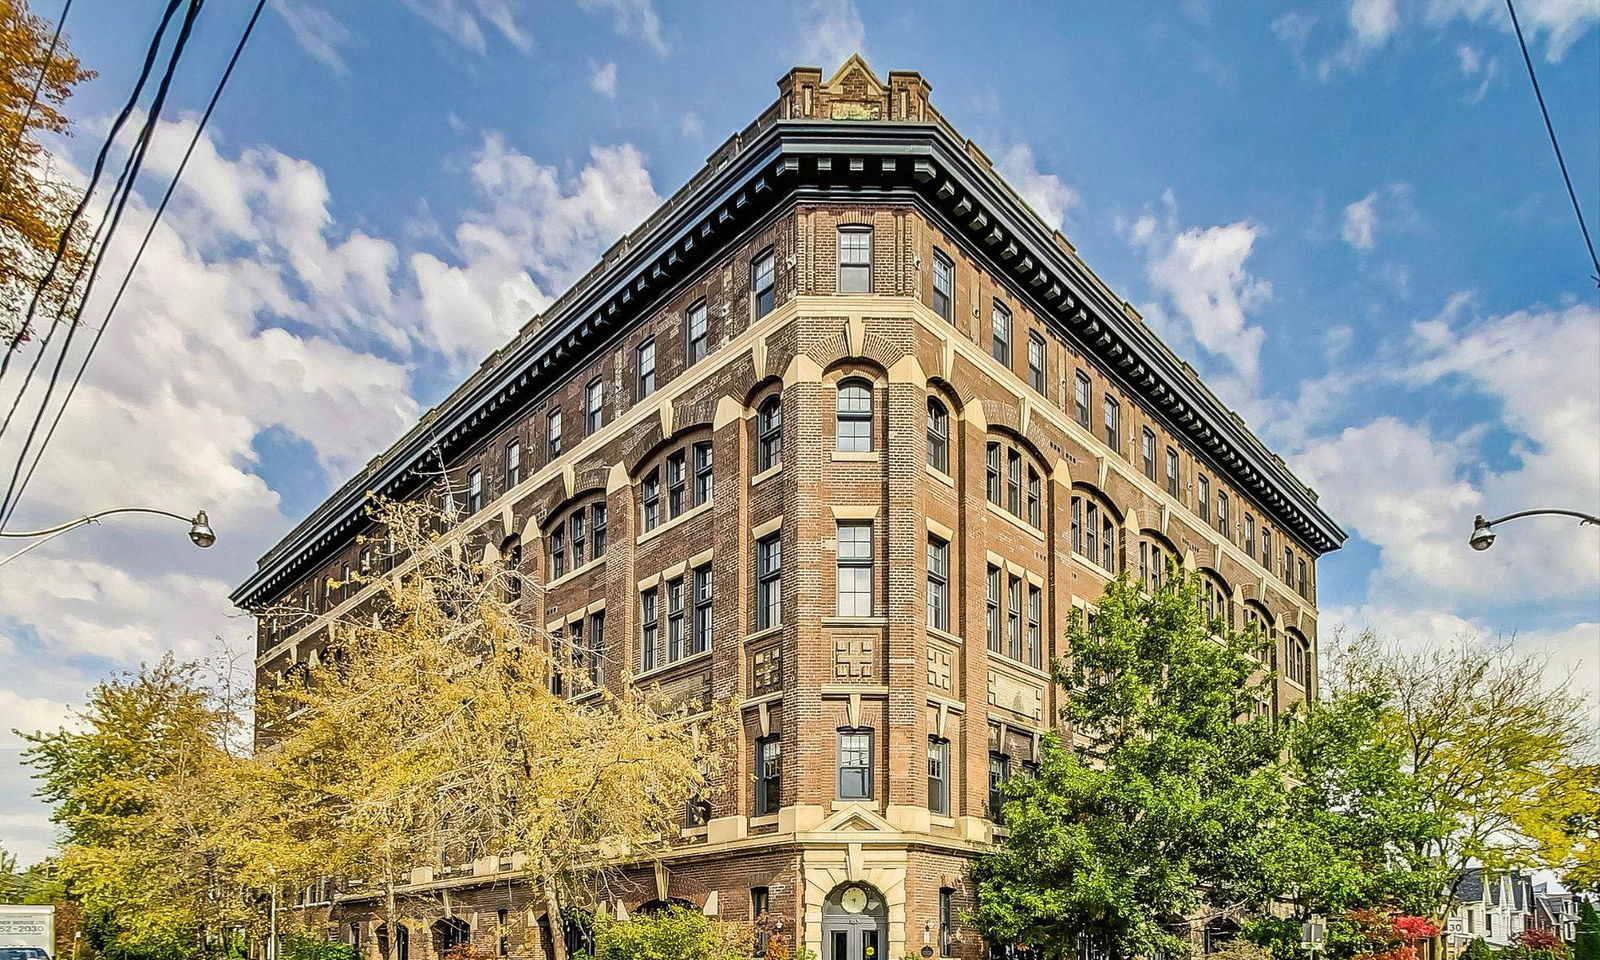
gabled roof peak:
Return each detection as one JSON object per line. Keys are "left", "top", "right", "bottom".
{"left": 777, "top": 56, "right": 935, "bottom": 123}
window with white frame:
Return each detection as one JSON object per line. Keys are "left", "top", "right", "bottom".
{"left": 991, "top": 301, "right": 1012, "bottom": 366}
{"left": 837, "top": 728, "right": 873, "bottom": 799}
{"left": 691, "top": 565, "right": 712, "bottom": 655}
{"left": 927, "top": 736, "right": 950, "bottom": 816}
{"left": 1074, "top": 370, "right": 1091, "bottom": 427}
{"left": 467, "top": 467, "right": 483, "bottom": 513}
{"left": 927, "top": 397, "right": 949, "bottom": 474}
{"left": 546, "top": 408, "right": 562, "bottom": 461}
{"left": 757, "top": 396, "right": 782, "bottom": 472}
{"left": 752, "top": 250, "right": 775, "bottom": 319}
{"left": 837, "top": 226, "right": 872, "bottom": 293}
{"left": 686, "top": 300, "right": 708, "bottom": 364}
{"left": 835, "top": 379, "right": 873, "bottom": 452}
{"left": 835, "top": 521, "right": 873, "bottom": 617}
{"left": 505, "top": 439, "right": 522, "bottom": 489}
{"left": 1071, "top": 492, "right": 1120, "bottom": 572}
{"left": 585, "top": 378, "right": 604, "bottom": 434}
{"left": 636, "top": 338, "right": 656, "bottom": 398}
{"left": 1027, "top": 331, "right": 1046, "bottom": 393}
{"left": 932, "top": 250, "right": 953, "bottom": 320}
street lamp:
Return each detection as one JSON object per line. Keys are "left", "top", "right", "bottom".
{"left": 0, "top": 506, "right": 216, "bottom": 569}
{"left": 1469, "top": 508, "right": 1599, "bottom": 552}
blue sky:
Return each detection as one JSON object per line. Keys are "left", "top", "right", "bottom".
{"left": 1, "top": 0, "right": 1596, "bottom": 866}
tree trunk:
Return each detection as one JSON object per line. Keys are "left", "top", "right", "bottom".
{"left": 541, "top": 873, "right": 568, "bottom": 960}
{"left": 383, "top": 878, "right": 399, "bottom": 960}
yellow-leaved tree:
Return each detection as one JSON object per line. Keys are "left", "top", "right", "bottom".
{"left": 242, "top": 498, "right": 732, "bottom": 960}
{"left": 1, "top": 0, "right": 94, "bottom": 346}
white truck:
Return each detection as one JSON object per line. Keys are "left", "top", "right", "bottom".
{"left": 0, "top": 905, "right": 55, "bottom": 960}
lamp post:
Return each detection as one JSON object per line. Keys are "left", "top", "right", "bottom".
{"left": 1469, "top": 508, "right": 1599, "bottom": 552}
{"left": 0, "top": 507, "right": 216, "bottom": 569}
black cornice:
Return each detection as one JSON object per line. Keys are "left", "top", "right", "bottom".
{"left": 233, "top": 119, "right": 1343, "bottom": 610}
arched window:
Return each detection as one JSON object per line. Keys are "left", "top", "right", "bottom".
{"left": 1199, "top": 572, "right": 1232, "bottom": 629}
{"left": 757, "top": 396, "right": 783, "bottom": 471}
{"left": 1285, "top": 630, "right": 1310, "bottom": 686}
{"left": 1243, "top": 603, "right": 1274, "bottom": 660}
{"left": 836, "top": 379, "right": 873, "bottom": 452}
{"left": 926, "top": 398, "right": 949, "bottom": 473}
{"left": 1070, "top": 490, "right": 1121, "bottom": 572}
{"left": 1137, "top": 533, "right": 1175, "bottom": 591}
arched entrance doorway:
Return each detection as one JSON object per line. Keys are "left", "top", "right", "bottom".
{"left": 821, "top": 882, "right": 887, "bottom": 960}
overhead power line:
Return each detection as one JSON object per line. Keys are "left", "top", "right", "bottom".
{"left": 0, "top": 0, "right": 271, "bottom": 529}
{"left": 1504, "top": 0, "right": 1600, "bottom": 286}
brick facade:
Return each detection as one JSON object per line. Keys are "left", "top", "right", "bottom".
{"left": 250, "top": 57, "right": 1339, "bottom": 960}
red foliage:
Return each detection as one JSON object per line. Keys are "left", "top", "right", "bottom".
{"left": 1394, "top": 916, "right": 1441, "bottom": 941}
{"left": 1516, "top": 929, "right": 1567, "bottom": 954}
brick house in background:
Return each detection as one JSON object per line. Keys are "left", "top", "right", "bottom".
{"left": 234, "top": 56, "right": 1344, "bottom": 960}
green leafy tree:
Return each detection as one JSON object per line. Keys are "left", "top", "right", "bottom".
{"left": 971, "top": 573, "right": 1289, "bottom": 959}
{"left": 586, "top": 907, "right": 754, "bottom": 960}
{"left": 0, "top": 844, "right": 62, "bottom": 903}
{"left": 1574, "top": 900, "right": 1599, "bottom": 960}
{"left": 1460, "top": 938, "right": 1496, "bottom": 960}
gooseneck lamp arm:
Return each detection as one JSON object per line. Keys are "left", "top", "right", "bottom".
{"left": 0, "top": 507, "right": 215, "bottom": 570}
{"left": 1470, "top": 508, "right": 1600, "bottom": 552}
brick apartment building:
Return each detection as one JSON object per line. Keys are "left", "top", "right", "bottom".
{"left": 234, "top": 57, "right": 1344, "bottom": 960}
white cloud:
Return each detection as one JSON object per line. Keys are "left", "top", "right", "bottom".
{"left": 680, "top": 112, "right": 704, "bottom": 140}
{"left": 1278, "top": 0, "right": 1597, "bottom": 77}
{"left": 410, "top": 135, "right": 661, "bottom": 365}
{"left": 796, "top": 0, "right": 867, "bottom": 73}
{"left": 1339, "top": 182, "right": 1418, "bottom": 252}
{"left": 1291, "top": 296, "right": 1600, "bottom": 609}
{"left": 577, "top": 0, "right": 668, "bottom": 55}
{"left": 401, "top": 0, "right": 533, "bottom": 54}
{"left": 272, "top": 0, "right": 353, "bottom": 73}
{"left": 994, "top": 143, "right": 1079, "bottom": 232}
{"left": 1341, "top": 193, "right": 1381, "bottom": 250}
{"left": 0, "top": 690, "right": 76, "bottom": 749}
{"left": 1427, "top": 0, "right": 1599, "bottom": 61}
{"left": 1455, "top": 42, "right": 1501, "bottom": 102}
{"left": 589, "top": 60, "right": 618, "bottom": 99}
{"left": 1128, "top": 191, "right": 1272, "bottom": 389}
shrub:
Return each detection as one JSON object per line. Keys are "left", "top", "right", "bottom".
{"left": 588, "top": 907, "right": 754, "bottom": 960}
{"left": 281, "top": 935, "right": 356, "bottom": 960}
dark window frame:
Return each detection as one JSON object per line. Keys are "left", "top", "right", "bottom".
{"left": 757, "top": 396, "right": 783, "bottom": 472}
{"left": 932, "top": 249, "right": 954, "bottom": 320}
{"left": 1027, "top": 330, "right": 1047, "bottom": 393}
{"left": 756, "top": 534, "right": 782, "bottom": 630}
{"left": 751, "top": 250, "right": 775, "bottom": 319}
{"left": 835, "top": 378, "right": 874, "bottom": 452}
{"left": 636, "top": 338, "right": 656, "bottom": 399}
{"left": 686, "top": 299, "right": 709, "bottom": 364}
{"left": 836, "top": 727, "right": 874, "bottom": 800}
{"left": 837, "top": 225, "right": 873, "bottom": 293}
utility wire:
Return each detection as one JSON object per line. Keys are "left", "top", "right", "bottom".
{"left": 0, "top": 0, "right": 184, "bottom": 381}
{"left": 0, "top": 0, "right": 204, "bottom": 527}
{"left": 1504, "top": 0, "right": 1600, "bottom": 286}
{"left": 0, "top": 0, "right": 270, "bottom": 529}
{"left": 0, "top": 0, "right": 75, "bottom": 193}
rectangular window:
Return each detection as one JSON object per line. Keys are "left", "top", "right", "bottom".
{"left": 585, "top": 378, "right": 604, "bottom": 434}
{"left": 940, "top": 889, "right": 955, "bottom": 956}
{"left": 926, "top": 536, "right": 949, "bottom": 632}
{"left": 837, "top": 728, "right": 873, "bottom": 799}
{"left": 1027, "top": 468, "right": 1042, "bottom": 527}
{"left": 667, "top": 451, "right": 686, "bottom": 518}
{"left": 757, "top": 534, "right": 782, "bottom": 630}
{"left": 985, "top": 442, "right": 1002, "bottom": 504}
{"left": 547, "top": 408, "right": 562, "bottom": 460}
{"left": 1261, "top": 528, "right": 1272, "bottom": 569}
{"left": 692, "top": 565, "right": 712, "bottom": 655}
{"left": 752, "top": 251, "right": 775, "bottom": 319}
{"left": 1284, "top": 546, "right": 1293, "bottom": 582}
{"left": 1007, "top": 575, "right": 1023, "bottom": 661}
{"left": 754, "top": 735, "right": 781, "bottom": 815}
{"left": 986, "top": 564, "right": 1002, "bottom": 654}
{"left": 1027, "top": 584, "right": 1042, "bottom": 669}
{"left": 687, "top": 300, "right": 708, "bottom": 364}
{"left": 591, "top": 503, "right": 607, "bottom": 557}
{"left": 549, "top": 525, "right": 566, "bottom": 579}
{"left": 636, "top": 338, "right": 656, "bottom": 398}
{"left": 1165, "top": 447, "right": 1179, "bottom": 498}
{"left": 693, "top": 441, "right": 713, "bottom": 505}
{"left": 641, "top": 468, "right": 661, "bottom": 531}
{"left": 927, "top": 736, "right": 950, "bottom": 816}
{"left": 1027, "top": 331, "right": 1047, "bottom": 393}
{"left": 587, "top": 610, "right": 605, "bottom": 686}
{"left": 1298, "top": 558, "right": 1308, "bottom": 597}
{"left": 1103, "top": 394, "right": 1121, "bottom": 452}
{"left": 549, "top": 627, "right": 565, "bottom": 698}
{"left": 1071, "top": 496, "right": 1081, "bottom": 554}
{"left": 1217, "top": 491, "right": 1229, "bottom": 537}
{"left": 988, "top": 752, "right": 1010, "bottom": 822}
{"left": 666, "top": 577, "right": 685, "bottom": 663}
{"left": 506, "top": 440, "right": 522, "bottom": 489}
{"left": 991, "top": 301, "right": 1012, "bottom": 366}
{"left": 1245, "top": 514, "right": 1256, "bottom": 556}
{"left": 932, "top": 250, "right": 954, "bottom": 320}
{"left": 1074, "top": 371, "right": 1092, "bottom": 427}
{"left": 1142, "top": 428, "right": 1157, "bottom": 480}
{"left": 836, "top": 521, "right": 874, "bottom": 617}
{"left": 570, "top": 509, "right": 586, "bottom": 567}
{"left": 1006, "top": 449, "right": 1022, "bottom": 515}
{"left": 640, "top": 588, "right": 658, "bottom": 672}
{"left": 837, "top": 227, "right": 872, "bottom": 293}
{"left": 1198, "top": 475, "right": 1211, "bottom": 522}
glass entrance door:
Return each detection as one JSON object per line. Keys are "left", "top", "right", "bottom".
{"left": 826, "top": 927, "right": 881, "bottom": 960}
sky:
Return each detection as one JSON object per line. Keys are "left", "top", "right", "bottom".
{"left": 0, "top": 0, "right": 1597, "bottom": 867}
